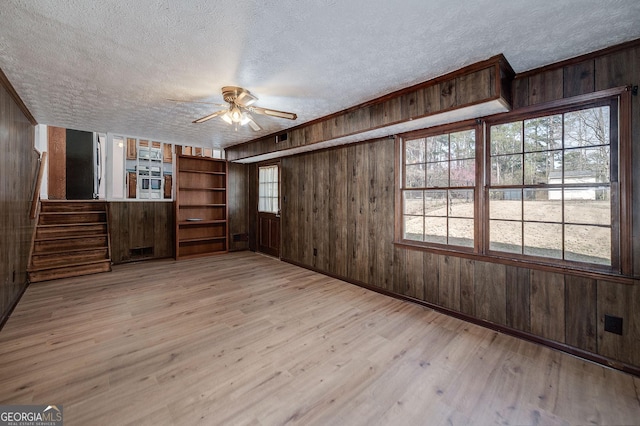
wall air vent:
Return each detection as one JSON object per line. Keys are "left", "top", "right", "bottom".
{"left": 275, "top": 133, "right": 288, "bottom": 144}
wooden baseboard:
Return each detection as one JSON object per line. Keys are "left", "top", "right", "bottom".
{"left": 282, "top": 257, "right": 640, "bottom": 378}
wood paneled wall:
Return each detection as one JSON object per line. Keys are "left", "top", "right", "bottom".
{"left": 276, "top": 41, "right": 640, "bottom": 371}
{"left": 227, "top": 162, "right": 249, "bottom": 251}
{"left": 0, "top": 83, "right": 38, "bottom": 324}
{"left": 227, "top": 55, "right": 513, "bottom": 162}
{"left": 108, "top": 202, "right": 174, "bottom": 264}
{"left": 281, "top": 139, "right": 395, "bottom": 287}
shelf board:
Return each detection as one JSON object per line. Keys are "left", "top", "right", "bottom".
{"left": 40, "top": 211, "right": 106, "bottom": 215}
{"left": 179, "top": 236, "right": 227, "bottom": 244}
{"left": 179, "top": 169, "right": 226, "bottom": 175}
{"left": 179, "top": 187, "right": 226, "bottom": 191}
{"left": 178, "top": 220, "right": 227, "bottom": 226}
{"left": 179, "top": 204, "right": 226, "bottom": 208}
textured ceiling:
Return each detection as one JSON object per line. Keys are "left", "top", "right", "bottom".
{"left": 1, "top": 0, "right": 639, "bottom": 149}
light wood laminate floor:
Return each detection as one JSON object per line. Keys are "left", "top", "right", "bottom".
{"left": 1, "top": 252, "right": 639, "bottom": 425}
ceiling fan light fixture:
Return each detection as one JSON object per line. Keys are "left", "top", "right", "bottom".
{"left": 230, "top": 105, "right": 243, "bottom": 122}
{"left": 221, "top": 111, "right": 233, "bottom": 124}
{"left": 191, "top": 86, "right": 296, "bottom": 131}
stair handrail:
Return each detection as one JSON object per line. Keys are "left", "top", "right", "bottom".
{"left": 30, "top": 150, "right": 47, "bottom": 220}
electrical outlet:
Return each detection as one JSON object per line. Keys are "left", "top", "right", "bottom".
{"left": 604, "top": 315, "right": 623, "bottom": 335}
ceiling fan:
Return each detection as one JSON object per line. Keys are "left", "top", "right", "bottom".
{"left": 189, "top": 86, "right": 297, "bottom": 131}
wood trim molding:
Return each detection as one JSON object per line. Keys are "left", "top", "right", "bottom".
{"left": 0, "top": 67, "right": 37, "bottom": 125}
{"left": 619, "top": 89, "right": 633, "bottom": 275}
{"left": 282, "top": 257, "right": 640, "bottom": 377}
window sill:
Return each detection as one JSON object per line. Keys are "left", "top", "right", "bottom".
{"left": 394, "top": 240, "right": 637, "bottom": 285}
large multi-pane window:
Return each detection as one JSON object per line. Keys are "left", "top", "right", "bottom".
{"left": 258, "top": 165, "right": 279, "bottom": 214}
{"left": 401, "top": 125, "right": 478, "bottom": 249}
{"left": 488, "top": 102, "right": 615, "bottom": 266}
{"left": 396, "top": 90, "right": 630, "bottom": 274}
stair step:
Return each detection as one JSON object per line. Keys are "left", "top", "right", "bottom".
{"left": 30, "top": 200, "right": 111, "bottom": 282}
{"left": 39, "top": 212, "right": 107, "bottom": 226}
{"left": 35, "top": 232, "right": 107, "bottom": 243}
{"left": 33, "top": 235, "right": 108, "bottom": 253}
{"left": 36, "top": 223, "right": 108, "bottom": 239}
{"left": 30, "top": 248, "right": 109, "bottom": 269}
{"left": 28, "top": 260, "right": 112, "bottom": 283}
{"left": 40, "top": 201, "right": 107, "bottom": 213}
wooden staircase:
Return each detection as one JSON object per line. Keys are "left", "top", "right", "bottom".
{"left": 28, "top": 200, "right": 112, "bottom": 283}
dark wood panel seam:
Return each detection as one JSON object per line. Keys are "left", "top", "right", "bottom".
{"left": 282, "top": 257, "right": 640, "bottom": 378}
{"left": 0, "top": 67, "right": 37, "bottom": 125}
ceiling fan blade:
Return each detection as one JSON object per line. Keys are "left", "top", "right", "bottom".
{"left": 245, "top": 114, "right": 261, "bottom": 131}
{"left": 250, "top": 106, "right": 297, "bottom": 120}
{"left": 235, "top": 90, "right": 258, "bottom": 107}
{"left": 192, "top": 109, "right": 226, "bottom": 123}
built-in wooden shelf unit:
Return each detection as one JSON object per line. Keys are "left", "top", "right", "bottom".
{"left": 175, "top": 155, "right": 228, "bottom": 258}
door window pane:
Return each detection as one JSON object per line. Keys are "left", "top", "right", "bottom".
{"left": 258, "top": 165, "right": 279, "bottom": 214}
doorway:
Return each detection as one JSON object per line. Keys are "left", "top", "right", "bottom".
{"left": 66, "top": 129, "right": 95, "bottom": 200}
{"left": 257, "top": 162, "right": 280, "bottom": 257}
{"left": 48, "top": 126, "right": 99, "bottom": 200}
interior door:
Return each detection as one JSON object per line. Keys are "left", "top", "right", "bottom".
{"left": 257, "top": 163, "right": 280, "bottom": 257}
